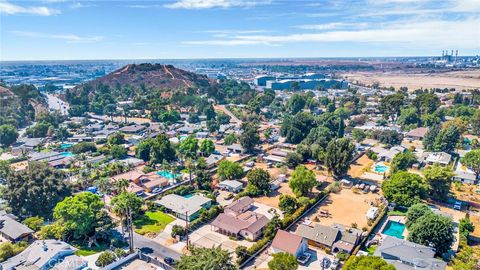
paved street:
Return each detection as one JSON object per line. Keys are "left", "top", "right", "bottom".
{"left": 131, "top": 232, "right": 182, "bottom": 261}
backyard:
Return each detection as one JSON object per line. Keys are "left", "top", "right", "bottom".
{"left": 134, "top": 211, "right": 176, "bottom": 235}
{"left": 303, "top": 188, "right": 381, "bottom": 229}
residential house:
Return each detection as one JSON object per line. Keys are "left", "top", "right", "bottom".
{"left": 211, "top": 197, "right": 269, "bottom": 240}
{"left": 453, "top": 161, "right": 477, "bottom": 185}
{"left": 374, "top": 236, "right": 446, "bottom": 270}
{"left": 1, "top": 240, "right": 87, "bottom": 270}
{"left": 270, "top": 230, "right": 308, "bottom": 258}
{"left": 296, "top": 223, "right": 360, "bottom": 254}
{"left": 405, "top": 127, "right": 429, "bottom": 141}
{"left": 156, "top": 194, "right": 212, "bottom": 221}
{"left": 119, "top": 124, "right": 146, "bottom": 134}
{"left": 139, "top": 173, "right": 169, "bottom": 193}
{"left": 205, "top": 154, "right": 225, "bottom": 169}
{"left": 378, "top": 146, "right": 405, "bottom": 162}
{"left": 0, "top": 213, "right": 34, "bottom": 243}
{"left": 227, "top": 144, "right": 244, "bottom": 154}
{"left": 218, "top": 180, "right": 244, "bottom": 193}
{"left": 422, "top": 152, "right": 452, "bottom": 167}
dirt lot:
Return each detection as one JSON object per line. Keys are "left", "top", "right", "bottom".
{"left": 348, "top": 154, "right": 374, "bottom": 179}
{"left": 254, "top": 181, "right": 295, "bottom": 208}
{"left": 304, "top": 188, "right": 381, "bottom": 229}
{"left": 342, "top": 70, "right": 480, "bottom": 91}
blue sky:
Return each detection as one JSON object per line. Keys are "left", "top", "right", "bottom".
{"left": 0, "top": 0, "right": 479, "bottom": 60}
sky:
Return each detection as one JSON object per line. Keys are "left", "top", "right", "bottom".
{"left": 0, "top": 0, "right": 479, "bottom": 61}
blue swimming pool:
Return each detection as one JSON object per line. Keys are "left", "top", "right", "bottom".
{"left": 382, "top": 220, "right": 405, "bottom": 239}
{"left": 183, "top": 193, "right": 195, "bottom": 199}
{"left": 374, "top": 164, "right": 389, "bottom": 173}
{"left": 60, "top": 151, "right": 74, "bottom": 157}
{"left": 157, "top": 171, "right": 182, "bottom": 179}
{"left": 60, "top": 143, "right": 73, "bottom": 149}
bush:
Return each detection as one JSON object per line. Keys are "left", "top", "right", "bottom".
{"left": 23, "top": 216, "right": 44, "bottom": 231}
{"left": 113, "top": 248, "right": 127, "bottom": 259}
{"left": 95, "top": 251, "right": 116, "bottom": 267}
{"left": 336, "top": 251, "right": 349, "bottom": 261}
{"left": 171, "top": 224, "right": 186, "bottom": 238}
{"left": 71, "top": 142, "right": 97, "bottom": 154}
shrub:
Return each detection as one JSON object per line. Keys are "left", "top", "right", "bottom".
{"left": 23, "top": 216, "right": 44, "bottom": 231}
{"left": 95, "top": 251, "right": 116, "bottom": 267}
{"left": 171, "top": 224, "right": 186, "bottom": 238}
{"left": 113, "top": 248, "right": 127, "bottom": 259}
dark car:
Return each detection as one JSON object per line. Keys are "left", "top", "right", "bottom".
{"left": 322, "top": 257, "right": 331, "bottom": 269}
{"left": 164, "top": 257, "right": 176, "bottom": 266}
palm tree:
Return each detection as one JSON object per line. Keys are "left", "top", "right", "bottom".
{"left": 185, "top": 158, "right": 195, "bottom": 186}
{"left": 114, "top": 178, "right": 129, "bottom": 194}
{"left": 95, "top": 177, "right": 111, "bottom": 202}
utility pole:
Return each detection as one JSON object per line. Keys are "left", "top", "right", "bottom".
{"left": 185, "top": 211, "right": 189, "bottom": 250}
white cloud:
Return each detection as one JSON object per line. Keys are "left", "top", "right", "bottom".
{"left": 0, "top": 1, "right": 61, "bottom": 16}
{"left": 295, "top": 22, "right": 369, "bottom": 30}
{"left": 183, "top": 17, "right": 480, "bottom": 49}
{"left": 164, "top": 0, "right": 271, "bottom": 9}
{"left": 10, "top": 31, "right": 103, "bottom": 43}
{"left": 70, "top": 2, "right": 96, "bottom": 9}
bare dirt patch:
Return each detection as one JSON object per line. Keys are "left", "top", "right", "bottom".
{"left": 342, "top": 70, "right": 480, "bottom": 91}
{"left": 304, "top": 188, "right": 381, "bottom": 229}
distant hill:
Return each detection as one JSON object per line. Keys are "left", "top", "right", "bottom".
{"left": 70, "top": 63, "right": 214, "bottom": 98}
{"left": 0, "top": 85, "right": 46, "bottom": 128}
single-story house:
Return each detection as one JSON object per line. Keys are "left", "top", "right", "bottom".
{"left": 405, "top": 127, "right": 428, "bottom": 141}
{"left": 378, "top": 146, "right": 405, "bottom": 162}
{"left": 296, "top": 223, "right": 360, "bottom": 254}
{"left": 119, "top": 124, "right": 146, "bottom": 134}
{"left": 139, "top": 173, "right": 169, "bottom": 193}
{"left": 1, "top": 240, "right": 87, "bottom": 270}
{"left": 422, "top": 152, "right": 452, "bottom": 167}
{"left": 227, "top": 144, "right": 244, "bottom": 154}
{"left": 0, "top": 213, "right": 34, "bottom": 243}
{"left": 156, "top": 194, "right": 212, "bottom": 221}
{"left": 205, "top": 154, "right": 225, "bottom": 168}
{"left": 218, "top": 180, "right": 244, "bottom": 193}
{"left": 211, "top": 197, "right": 269, "bottom": 240}
{"left": 270, "top": 230, "right": 308, "bottom": 258}
{"left": 374, "top": 236, "right": 446, "bottom": 270}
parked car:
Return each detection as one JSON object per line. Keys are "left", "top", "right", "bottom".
{"left": 164, "top": 257, "right": 176, "bottom": 266}
{"left": 224, "top": 193, "right": 234, "bottom": 200}
{"left": 322, "top": 257, "right": 331, "bottom": 269}
{"left": 151, "top": 187, "right": 163, "bottom": 194}
{"left": 454, "top": 201, "right": 462, "bottom": 210}
{"left": 330, "top": 258, "right": 339, "bottom": 270}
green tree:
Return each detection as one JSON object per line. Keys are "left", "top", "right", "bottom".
{"left": 176, "top": 246, "right": 237, "bottom": 270}
{"left": 413, "top": 92, "right": 441, "bottom": 115}
{"left": 95, "top": 251, "right": 116, "bottom": 267}
{"left": 461, "top": 149, "right": 480, "bottom": 175}
{"left": 343, "top": 256, "right": 395, "bottom": 270}
{"left": 451, "top": 245, "right": 480, "bottom": 270}
{"left": 397, "top": 106, "right": 420, "bottom": 129}
{"left": 472, "top": 109, "right": 480, "bottom": 135}
{"left": 0, "top": 124, "right": 18, "bottom": 147}
{"left": 178, "top": 135, "right": 199, "bottom": 159}
{"left": 459, "top": 217, "right": 475, "bottom": 238}
{"left": 268, "top": 252, "right": 298, "bottom": 270}
{"left": 280, "top": 112, "right": 316, "bottom": 144}
{"left": 285, "top": 152, "right": 302, "bottom": 169}
{"left": 289, "top": 165, "right": 317, "bottom": 197}
{"left": 107, "top": 132, "right": 125, "bottom": 146}
{"left": 70, "top": 142, "right": 97, "bottom": 154}
{"left": 239, "top": 123, "right": 260, "bottom": 153}
{"left": 194, "top": 158, "right": 212, "bottom": 190}
{"left": 217, "top": 160, "right": 243, "bottom": 180}
{"left": 23, "top": 216, "right": 44, "bottom": 231}
{"left": 390, "top": 150, "right": 416, "bottom": 173}
{"left": 0, "top": 242, "right": 27, "bottom": 262}
{"left": 406, "top": 203, "right": 431, "bottom": 228}
{"left": 25, "top": 121, "right": 52, "bottom": 138}
{"left": 325, "top": 138, "right": 355, "bottom": 179}
{"left": 408, "top": 212, "right": 455, "bottom": 255}
{"left": 278, "top": 195, "right": 298, "bottom": 215}
{"left": 147, "top": 134, "right": 176, "bottom": 164}
{"left": 110, "top": 145, "right": 128, "bottom": 159}
{"left": 224, "top": 133, "right": 237, "bottom": 145}
{"left": 351, "top": 129, "right": 366, "bottom": 143}
{"left": 3, "top": 161, "right": 71, "bottom": 218}
{"left": 53, "top": 192, "right": 113, "bottom": 240}
{"left": 424, "top": 165, "right": 453, "bottom": 202}
{"left": 111, "top": 192, "right": 144, "bottom": 234}
{"left": 245, "top": 168, "right": 271, "bottom": 196}
{"left": 379, "top": 93, "right": 405, "bottom": 121}
{"left": 199, "top": 139, "right": 215, "bottom": 156}
{"left": 381, "top": 171, "right": 428, "bottom": 207}
{"left": 287, "top": 93, "right": 306, "bottom": 114}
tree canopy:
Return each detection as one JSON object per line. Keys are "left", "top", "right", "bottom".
{"left": 289, "top": 165, "right": 317, "bottom": 197}
{"left": 0, "top": 124, "right": 18, "bottom": 147}
{"left": 461, "top": 149, "right": 480, "bottom": 175}
{"left": 390, "top": 150, "right": 417, "bottom": 173}
{"left": 343, "top": 256, "right": 395, "bottom": 270}
{"left": 408, "top": 211, "right": 455, "bottom": 255}
{"left": 176, "top": 246, "right": 237, "bottom": 270}
{"left": 324, "top": 138, "right": 355, "bottom": 179}
{"left": 3, "top": 161, "right": 71, "bottom": 218}
{"left": 268, "top": 252, "right": 298, "bottom": 270}
{"left": 381, "top": 171, "right": 428, "bottom": 207}
{"left": 217, "top": 160, "right": 243, "bottom": 180}
{"left": 246, "top": 168, "right": 271, "bottom": 196}
{"left": 423, "top": 165, "right": 453, "bottom": 202}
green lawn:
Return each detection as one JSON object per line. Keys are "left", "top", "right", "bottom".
{"left": 74, "top": 243, "right": 108, "bottom": 256}
{"left": 134, "top": 211, "right": 175, "bottom": 235}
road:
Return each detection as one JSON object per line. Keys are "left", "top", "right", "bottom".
{"left": 131, "top": 231, "right": 182, "bottom": 261}
{"left": 213, "top": 104, "right": 242, "bottom": 125}
{"left": 45, "top": 93, "right": 69, "bottom": 115}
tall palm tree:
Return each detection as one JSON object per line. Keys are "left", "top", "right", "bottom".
{"left": 95, "top": 177, "right": 111, "bottom": 202}
{"left": 114, "top": 178, "right": 129, "bottom": 194}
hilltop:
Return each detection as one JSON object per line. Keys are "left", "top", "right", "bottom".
{"left": 70, "top": 63, "right": 213, "bottom": 98}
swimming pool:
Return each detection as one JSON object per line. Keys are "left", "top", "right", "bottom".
{"left": 60, "top": 143, "right": 73, "bottom": 149}
{"left": 157, "top": 171, "right": 182, "bottom": 179}
{"left": 183, "top": 193, "right": 195, "bottom": 199}
{"left": 374, "top": 163, "right": 390, "bottom": 173}
{"left": 382, "top": 220, "right": 405, "bottom": 239}
{"left": 60, "top": 152, "right": 75, "bottom": 157}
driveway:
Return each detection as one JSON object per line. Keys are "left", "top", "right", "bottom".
{"left": 130, "top": 231, "right": 182, "bottom": 261}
